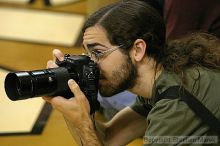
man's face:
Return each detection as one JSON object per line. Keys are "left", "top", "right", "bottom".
{"left": 83, "top": 25, "right": 137, "bottom": 97}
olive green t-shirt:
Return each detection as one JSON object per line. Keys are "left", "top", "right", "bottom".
{"left": 131, "top": 67, "right": 220, "bottom": 146}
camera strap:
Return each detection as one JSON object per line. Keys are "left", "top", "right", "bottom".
{"left": 155, "top": 85, "right": 220, "bottom": 136}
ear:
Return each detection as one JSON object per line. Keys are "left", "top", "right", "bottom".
{"left": 131, "top": 39, "right": 147, "bottom": 62}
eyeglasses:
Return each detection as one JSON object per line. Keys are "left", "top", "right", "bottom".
{"left": 85, "top": 45, "right": 123, "bottom": 62}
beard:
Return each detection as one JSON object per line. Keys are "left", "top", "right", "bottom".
{"left": 99, "top": 54, "right": 137, "bottom": 97}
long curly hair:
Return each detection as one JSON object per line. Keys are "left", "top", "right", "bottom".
{"left": 163, "top": 33, "right": 220, "bottom": 73}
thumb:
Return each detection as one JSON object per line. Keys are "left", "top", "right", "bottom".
{"left": 68, "top": 79, "right": 84, "bottom": 98}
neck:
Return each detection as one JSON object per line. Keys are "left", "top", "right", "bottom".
{"left": 129, "top": 59, "right": 163, "bottom": 98}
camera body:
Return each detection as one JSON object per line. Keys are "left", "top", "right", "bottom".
{"left": 4, "top": 54, "right": 100, "bottom": 114}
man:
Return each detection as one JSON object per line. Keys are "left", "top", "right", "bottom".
{"left": 97, "top": 0, "right": 163, "bottom": 121}
{"left": 44, "top": 1, "right": 220, "bottom": 145}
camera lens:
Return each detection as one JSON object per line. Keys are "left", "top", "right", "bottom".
{"left": 5, "top": 72, "right": 33, "bottom": 100}
{"left": 4, "top": 67, "right": 72, "bottom": 101}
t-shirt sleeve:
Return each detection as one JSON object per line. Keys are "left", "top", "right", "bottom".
{"left": 130, "top": 96, "right": 152, "bottom": 117}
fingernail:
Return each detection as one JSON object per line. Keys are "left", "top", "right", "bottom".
{"left": 68, "top": 79, "right": 75, "bottom": 84}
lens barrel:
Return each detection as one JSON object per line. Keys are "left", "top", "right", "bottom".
{"left": 4, "top": 67, "right": 72, "bottom": 101}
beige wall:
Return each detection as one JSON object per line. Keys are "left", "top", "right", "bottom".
{"left": 87, "top": 0, "right": 118, "bottom": 15}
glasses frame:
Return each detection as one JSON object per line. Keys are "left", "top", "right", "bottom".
{"left": 85, "top": 44, "right": 123, "bottom": 62}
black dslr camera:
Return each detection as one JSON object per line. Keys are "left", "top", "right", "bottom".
{"left": 4, "top": 54, "right": 100, "bottom": 114}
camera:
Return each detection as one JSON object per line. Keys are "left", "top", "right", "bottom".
{"left": 4, "top": 54, "right": 100, "bottom": 114}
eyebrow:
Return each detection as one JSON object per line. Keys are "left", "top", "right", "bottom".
{"left": 86, "top": 43, "right": 108, "bottom": 50}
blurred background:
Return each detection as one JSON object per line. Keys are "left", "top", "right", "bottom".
{"left": 0, "top": 0, "right": 142, "bottom": 146}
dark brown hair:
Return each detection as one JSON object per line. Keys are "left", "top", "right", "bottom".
{"left": 163, "top": 33, "right": 220, "bottom": 73}
{"left": 83, "top": 0, "right": 166, "bottom": 63}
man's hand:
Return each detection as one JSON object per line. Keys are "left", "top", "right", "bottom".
{"left": 46, "top": 49, "right": 64, "bottom": 68}
{"left": 43, "top": 79, "right": 91, "bottom": 126}
{"left": 42, "top": 49, "right": 103, "bottom": 146}
{"left": 43, "top": 49, "right": 91, "bottom": 127}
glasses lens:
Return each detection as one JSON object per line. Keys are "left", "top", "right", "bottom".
{"left": 90, "top": 52, "right": 98, "bottom": 62}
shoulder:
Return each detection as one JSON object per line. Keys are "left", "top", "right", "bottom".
{"left": 146, "top": 98, "right": 209, "bottom": 136}
{"left": 185, "top": 68, "right": 220, "bottom": 119}
{"left": 130, "top": 96, "right": 152, "bottom": 117}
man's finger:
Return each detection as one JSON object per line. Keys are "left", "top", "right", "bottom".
{"left": 68, "top": 79, "right": 83, "bottom": 97}
{"left": 42, "top": 96, "right": 72, "bottom": 112}
{"left": 47, "top": 60, "right": 58, "bottom": 68}
{"left": 53, "top": 49, "right": 64, "bottom": 61}
{"left": 42, "top": 96, "right": 50, "bottom": 102}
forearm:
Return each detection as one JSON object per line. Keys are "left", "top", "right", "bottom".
{"left": 63, "top": 107, "right": 147, "bottom": 146}
{"left": 104, "top": 107, "right": 147, "bottom": 146}
{"left": 64, "top": 116, "right": 103, "bottom": 146}
{"left": 95, "top": 119, "right": 108, "bottom": 145}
